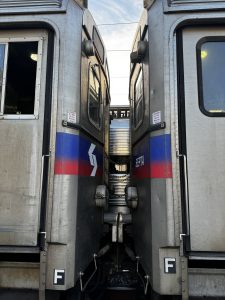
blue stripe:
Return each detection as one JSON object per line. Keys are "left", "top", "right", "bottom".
{"left": 150, "top": 134, "right": 171, "bottom": 163}
{"left": 55, "top": 132, "right": 79, "bottom": 160}
{"left": 55, "top": 132, "right": 103, "bottom": 166}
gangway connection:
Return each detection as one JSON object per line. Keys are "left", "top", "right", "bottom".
{"left": 80, "top": 106, "right": 148, "bottom": 300}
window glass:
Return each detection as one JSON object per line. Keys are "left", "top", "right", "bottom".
{"left": 0, "top": 44, "right": 5, "bottom": 104}
{"left": 89, "top": 66, "right": 101, "bottom": 127}
{"left": 134, "top": 68, "right": 143, "bottom": 127}
{"left": 199, "top": 41, "right": 225, "bottom": 114}
{"left": 4, "top": 42, "right": 38, "bottom": 114}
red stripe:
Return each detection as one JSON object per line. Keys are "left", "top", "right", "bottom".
{"left": 150, "top": 162, "right": 172, "bottom": 178}
{"left": 55, "top": 160, "right": 79, "bottom": 175}
{"left": 55, "top": 160, "right": 103, "bottom": 177}
{"left": 133, "top": 165, "right": 150, "bottom": 179}
{"left": 133, "top": 162, "right": 172, "bottom": 179}
{"left": 79, "top": 162, "right": 93, "bottom": 176}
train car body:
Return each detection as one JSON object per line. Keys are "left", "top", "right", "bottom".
{"left": 0, "top": 1, "right": 110, "bottom": 298}
{"left": 130, "top": 0, "right": 225, "bottom": 298}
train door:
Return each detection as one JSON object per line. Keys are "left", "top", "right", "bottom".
{"left": 0, "top": 29, "right": 49, "bottom": 246}
{"left": 180, "top": 27, "right": 225, "bottom": 252}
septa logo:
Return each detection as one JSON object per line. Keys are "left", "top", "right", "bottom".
{"left": 88, "top": 143, "right": 98, "bottom": 176}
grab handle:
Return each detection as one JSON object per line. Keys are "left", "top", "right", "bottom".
{"left": 177, "top": 152, "right": 190, "bottom": 236}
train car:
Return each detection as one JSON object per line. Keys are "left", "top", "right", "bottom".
{"left": 129, "top": 0, "right": 225, "bottom": 298}
{"left": 0, "top": 0, "right": 110, "bottom": 299}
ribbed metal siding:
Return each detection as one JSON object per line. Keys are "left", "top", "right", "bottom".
{"left": 170, "top": 0, "right": 225, "bottom": 4}
{"left": 110, "top": 119, "right": 130, "bottom": 156}
{"left": 0, "top": 0, "right": 62, "bottom": 8}
{"left": 109, "top": 174, "right": 130, "bottom": 207}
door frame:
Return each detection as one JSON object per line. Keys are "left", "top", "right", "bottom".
{"left": 177, "top": 23, "right": 225, "bottom": 255}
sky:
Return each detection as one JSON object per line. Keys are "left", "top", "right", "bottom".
{"left": 88, "top": 0, "right": 143, "bottom": 106}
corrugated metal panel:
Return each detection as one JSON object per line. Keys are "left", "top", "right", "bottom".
{"left": 0, "top": 0, "right": 62, "bottom": 8}
{"left": 170, "top": 0, "right": 225, "bottom": 3}
{"left": 166, "top": 0, "right": 225, "bottom": 12}
{"left": 109, "top": 174, "right": 130, "bottom": 207}
{"left": 110, "top": 119, "right": 130, "bottom": 156}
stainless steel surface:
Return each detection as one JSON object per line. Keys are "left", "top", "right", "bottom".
{"left": 171, "top": 0, "right": 225, "bottom": 3}
{"left": 110, "top": 119, "right": 130, "bottom": 156}
{"left": 39, "top": 251, "right": 47, "bottom": 300}
{"left": 165, "top": 0, "right": 225, "bottom": 11}
{"left": 0, "top": 29, "right": 48, "bottom": 247}
{"left": 0, "top": 0, "right": 110, "bottom": 295}
{"left": 189, "top": 268, "right": 225, "bottom": 297}
{"left": 131, "top": 0, "right": 225, "bottom": 297}
{"left": 0, "top": 0, "right": 62, "bottom": 8}
{"left": 183, "top": 27, "right": 225, "bottom": 251}
{"left": 0, "top": 262, "right": 39, "bottom": 289}
{"left": 181, "top": 257, "right": 188, "bottom": 300}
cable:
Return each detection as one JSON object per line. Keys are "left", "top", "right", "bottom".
{"left": 107, "top": 49, "right": 131, "bottom": 52}
{"left": 97, "top": 22, "right": 139, "bottom": 26}
{"left": 111, "top": 93, "right": 128, "bottom": 95}
{"left": 111, "top": 76, "right": 129, "bottom": 79}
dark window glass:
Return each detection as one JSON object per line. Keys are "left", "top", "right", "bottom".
{"left": 0, "top": 44, "right": 5, "bottom": 103}
{"left": 4, "top": 41, "right": 38, "bottom": 114}
{"left": 134, "top": 69, "right": 143, "bottom": 127}
{"left": 199, "top": 41, "right": 225, "bottom": 114}
{"left": 89, "top": 66, "right": 101, "bottom": 127}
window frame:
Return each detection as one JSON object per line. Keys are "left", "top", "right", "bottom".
{"left": 134, "top": 66, "right": 144, "bottom": 129}
{"left": 0, "top": 36, "right": 43, "bottom": 120}
{"left": 93, "top": 27, "right": 104, "bottom": 65}
{"left": 197, "top": 36, "right": 225, "bottom": 117}
{"left": 88, "top": 63, "right": 102, "bottom": 130}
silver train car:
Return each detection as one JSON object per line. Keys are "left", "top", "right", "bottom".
{"left": 0, "top": 0, "right": 110, "bottom": 299}
{"left": 129, "top": 0, "right": 225, "bottom": 298}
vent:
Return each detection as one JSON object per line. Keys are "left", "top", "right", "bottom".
{"left": 166, "top": 0, "right": 225, "bottom": 11}
{"left": 169, "top": 0, "right": 225, "bottom": 4}
{"left": 0, "top": 0, "right": 62, "bottom": 8}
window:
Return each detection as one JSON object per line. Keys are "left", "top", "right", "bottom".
{"left": 197, "top": 38, "right": 225, "bottom": 116}
{"left": 88, "top": 65, "right": 101, "bottom": 128}
{"left": 0, "top": 38, "right": 42, "bottom": 118}
{"left": 134, "top": 68, "right": 143, "bottom": 127}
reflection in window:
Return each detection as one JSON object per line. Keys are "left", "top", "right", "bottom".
{"left": 89, "top": 66, "right": 101, "bottom": 127}
{"left": 134, "top": 69, "right": 143, "bottom": 127}
{"left": 4, "top": 42, "right": 38, "bottom": 114}
{"left": 0, "top": 44, "right": 5, "bottom": 104}
{"left": 199, "top": 41, "right": 225, "bottom": 114}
